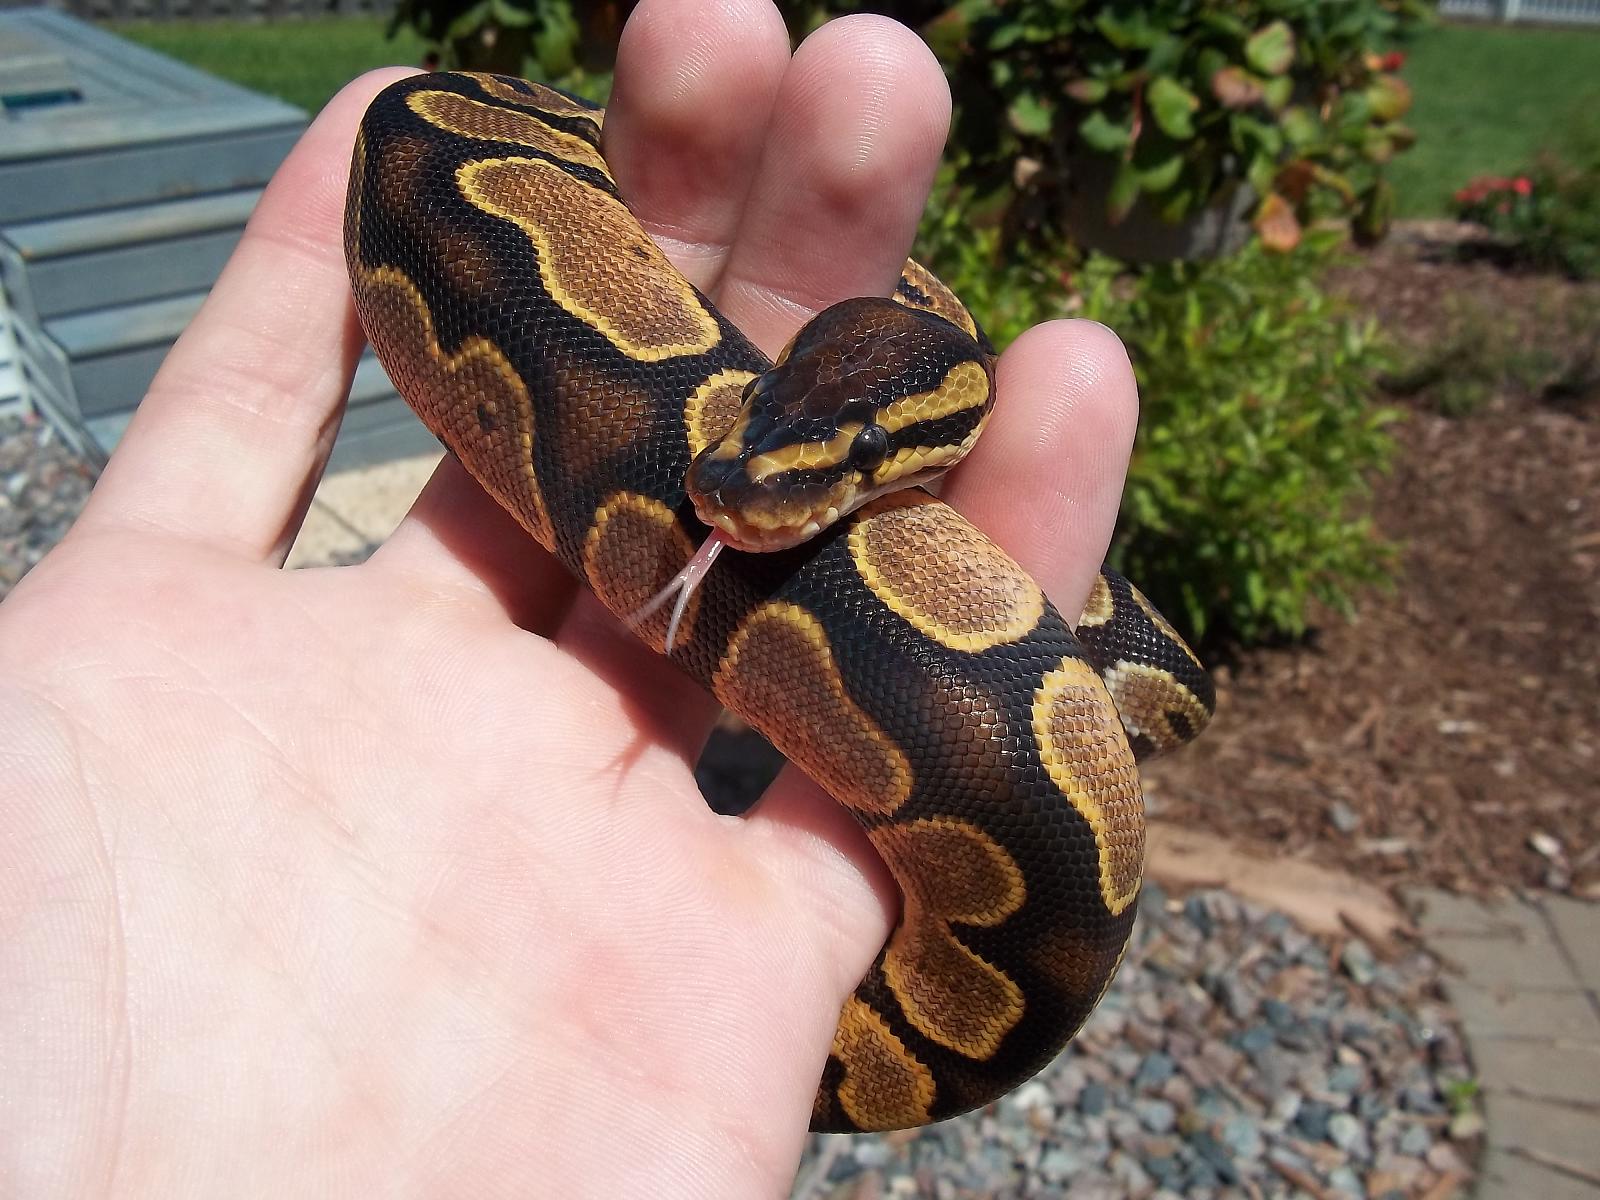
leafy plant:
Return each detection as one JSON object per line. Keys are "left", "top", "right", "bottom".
{"left": 970, "top": 0, "right": 1426, "bottom": 250}
{"left": 912, "top": 186, "right": 1396, "bottom": 640}
{"left": 1454, "top": 133, "right": 1600, "bottom": 280}
{"left": 387, "top": 0, "right": 620, "bottom": 79}
{"left": 1076, "top": 235, "right": 1397, "bottom": 639}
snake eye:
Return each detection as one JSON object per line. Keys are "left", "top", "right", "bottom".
{"left": 847, "top": 424, "right": 889, "bottom": 473}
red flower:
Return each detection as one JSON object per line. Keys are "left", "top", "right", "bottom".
{"left": 1512, "top": 176, "right": 1532, "bottom": 196}
{"left": 1381, "top": 51, "right": 1406, "bottom": 71}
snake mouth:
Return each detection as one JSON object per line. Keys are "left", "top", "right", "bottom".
{"left": 692, "top": 499, "right": 842, "bottom": 553}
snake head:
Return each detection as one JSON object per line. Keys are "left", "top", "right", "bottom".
{"left": 687, "top": 297, "right": 994, "bottom": 552}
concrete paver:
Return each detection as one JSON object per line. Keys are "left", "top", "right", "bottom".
{"left": 1410, "top": 889, "right": 1600, "bottom": 1199}
{"left": 1478, "top": 1147, "right": 1600, "bottom": 1200}
{"left": 1483, "top": 1094, "right": 1600, "bottom": 1172}
{"left": 286, "top": 452, "right": 440, "bottom": 568}
{"left": 1449, "top": 981, "right": 1600, "bottom": 1041}
{"left": 1420, "top": 892, "right": 1579, "bottom": 991}
{"left": 307, "top": 452, "right": 440, "bottom": 544}
{"left": 1468, "top": 1037, "right": 1600, "bottom": 1107}
{"left": 1547, "top": 895, "right": 1600, "bottom": 992}
{"left": 284, "top": 500, "right": 374, "bottom": 569}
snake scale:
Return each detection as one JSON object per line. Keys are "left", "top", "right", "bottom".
{"left": 344, "top": 71, "right": 1214, "bottom": 1133}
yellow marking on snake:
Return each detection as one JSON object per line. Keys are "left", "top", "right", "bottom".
{"left": 876, "top": 360, "right": 990, "bottom": 436}
{"left": 869, "top": 419, "right": 984, "bottom": 487}
{"left": 745, "top": 424, "right": 862, "bottom": 482}
{"left": 1101, "top": 661, "right": 1214, "bottom": 752}
{"left": 1078, "top": 574, "right": 1115, "bottom": 628}
{"left": 582, "top": 492, "right": 699, "bottom": 654}
{"left": 849, "top": 492, "right": 1045, "bottom": 653}
{"left": 900, "top": 259, "right": 979, "bottom": 339}
{"left": 408, "top": 90, "right": 609, "bottom": 174}
{"left": 713, "top": 602, "right": 912, "bottom": 816}
{"left": 1031, "top": 658, "right": 1144, "bottom": 915}
{"left": 466, "top": 73, "right": 605, "bottom": 131}
{"left": 832, "top": 996, "right": 935, "bottom": 1130}
{"left": 872, "top": 819, "right": 1025, "bottom": 927}
{"left": 873, "top": 819, "right": 1026, "bottom": 1057}
{"left": 882, "top": 909, "right": 1025, "bottom": 1058}
{"left": 458, "top": 157, "right": 722, "bottom": 361}
{"left": 354, "top": 265, "right": 553, "bottom": 549}
{"left": 685, "top": 369, "right": 757, "bottom": 457}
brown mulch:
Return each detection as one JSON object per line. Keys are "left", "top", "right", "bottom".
{"left": 1143, "top": 227, "right": 1600, "bottom": 899}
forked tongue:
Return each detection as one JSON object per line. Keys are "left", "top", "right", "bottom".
{"left": 624, "top": 530, "right": 728, "bottom": 654}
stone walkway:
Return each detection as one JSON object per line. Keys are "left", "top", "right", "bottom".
{"left": 1411, "top": 890, "right": 1600, "bottom": 1198}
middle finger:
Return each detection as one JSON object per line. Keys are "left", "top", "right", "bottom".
{"left": 552, "top": 9, "right": 953, "bottom": 761}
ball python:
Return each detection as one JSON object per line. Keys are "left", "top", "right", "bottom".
{"left": 344, "top": 70, "right": 1214, "bottom": 1133}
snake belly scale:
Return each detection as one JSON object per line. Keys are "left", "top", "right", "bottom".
{"left": 345, "top": 71, "right": 1214, "bottom": 1133}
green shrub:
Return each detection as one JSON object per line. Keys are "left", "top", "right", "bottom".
{"left": 777, "top": 0, "right": 1427, "bottom": 252}
{"left": 1078, "top": 237, "right": 1397, "bottom": 640}
{"left": 971, "top": 0, "right": 1425, "bottom": 248}
{"left": 1524, "top": 146, "right": 1600, "bottom": 280}
{"left": 915, "top": 196, "right": 1396, "bottom": 641}
{"left": 1453, "top": 141, "right": 1600, "bottom": 281}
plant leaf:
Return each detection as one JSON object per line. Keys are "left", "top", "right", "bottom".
{"left": 1064, "top": 77, "right": 1109, "bottom": 103}
{"left": 1366, "top": 74, "right": 1413, "bottom": 122}
{"left": 1138, "top": 151, "right": 1185, "bottom": 192}
{"left": 1008, "top": 92, "right": 1054, "bottom": 137}
{"left": 1149, "top": 75, "right": 1199, "bottom": 139}
{"left": 1107, "top": 158, "right": 1142, "bottom": 224}
{"left": 1254, "top": 191, "right": 1301, "bottom": 251}
{"left": 1211, "top": 67, "right": 1264, "bottom": 108}
{"left": 1280, "top": 105, "right": 1321, "bottom": 148}
{"left": 1245, "top": 21, "right": 1295, "bottom": 75}
{"left": 1079, "top": 109, "right": 1134, "bottom": 152}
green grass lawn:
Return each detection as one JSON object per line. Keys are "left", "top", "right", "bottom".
{"left": 111, "top": 17, "right": 428, "bottom": 116}
{"left": 1390, "top": 22, "right": 1600, "bottom": 216}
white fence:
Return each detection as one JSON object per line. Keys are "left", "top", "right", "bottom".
{"left": 1439, "top": 0, "right": 1600, "bottom": 24}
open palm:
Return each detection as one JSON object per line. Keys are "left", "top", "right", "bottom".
{"left": 0, "top": 1, "right": 1141, "bottom": 1195}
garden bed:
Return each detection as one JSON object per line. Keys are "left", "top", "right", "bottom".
{"left": 1143, "top": 228, "right": 1600, "bottom": 898}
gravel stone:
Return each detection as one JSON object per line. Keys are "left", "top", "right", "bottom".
{"left": 1328, "top": 1111, "right": 1370, "bottom": 1158}
{"left": 1134, "top": 1099, "right": 1177, "bottom": 1134}
{"left": 793, "top": 887, "right": 1467, "bottom": 1194}
{"left": 1133, "top": 1051, "right": 1176, "bottom": 1092}
{"left": 1221, "top": 1114, "right": 1264, "bottom": 1160}
{"left": 1078, "top": 1081, "right": 1110, "bottom": 1116}
{"left": 1399, "top": 1123, "right": 1432, "bottom": 1157}
{"left": 0, "top": 414, "right": 96, "bottom": 597}
{"left": 1295, "top": 1099, "right": 1334, "bottom": 1141}
{"left": 1341, "top": 939, "right": 1380, "bottom": 985}
{"left": 1327, "top": 801, "right": 1362, "bottom": 834}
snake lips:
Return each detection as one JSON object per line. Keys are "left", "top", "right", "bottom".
{"left": 347, "top": 70, "right": 1216, "bottom": 1132}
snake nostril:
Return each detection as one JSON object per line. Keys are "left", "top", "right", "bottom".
{"left": 690, "top": 451, "right": 740, "bottom": 496}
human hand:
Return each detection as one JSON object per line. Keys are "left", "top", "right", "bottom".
{"left": 0, "top": 2, "right": 1139, "bottom": 1194}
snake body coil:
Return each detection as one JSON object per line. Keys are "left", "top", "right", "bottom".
{"left": 346, "top": 71, "right": 1213, "bottom": 1133}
